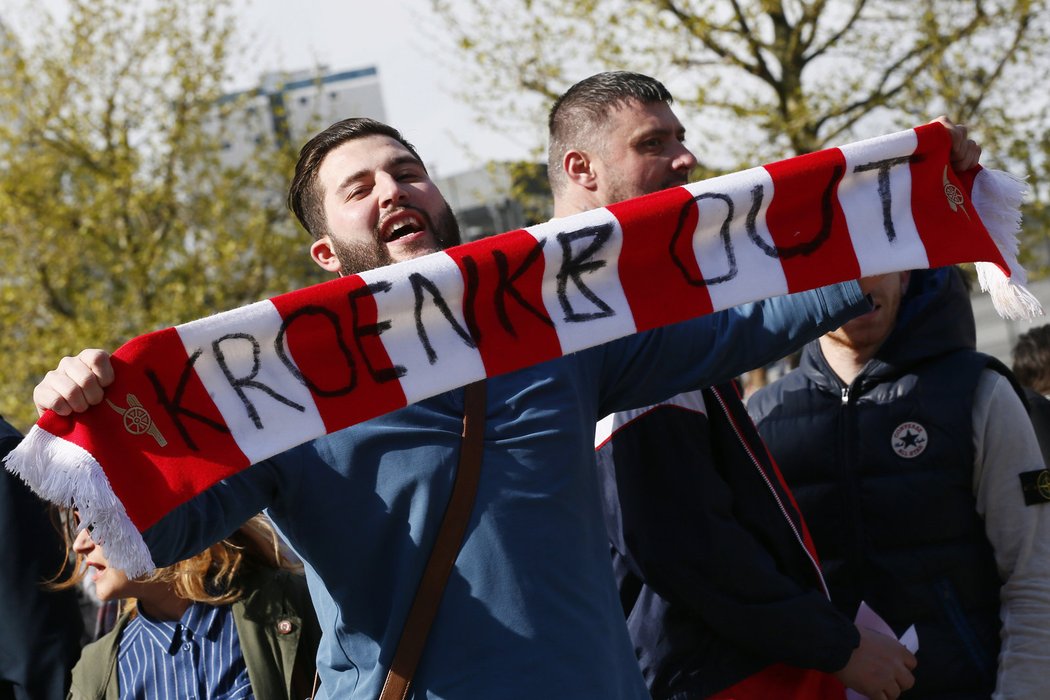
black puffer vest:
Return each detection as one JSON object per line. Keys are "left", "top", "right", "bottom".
{"left": 749, "top": 268, "right": 1011, "bottom": 699}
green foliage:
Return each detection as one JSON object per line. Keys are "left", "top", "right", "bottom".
{"left": 433, "top": 0, "right": 1047, "bottom": 160}
{"left": 0, "top": 0, "right": 324, "bottom": 430}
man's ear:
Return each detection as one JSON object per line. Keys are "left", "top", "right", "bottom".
{"left": 563, "top": 149, "right": 598, "bottom": 191}
{"left": 899, "top": 270, "right": 912, "bottom": 294}
{"left": 310, "top": 237, "right": 343, "bottom": 274}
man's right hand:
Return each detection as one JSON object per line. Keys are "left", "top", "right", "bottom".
{"left": 34, "top": 349, "right": 115, "bottom": 417}
{"left": 833, "top": 624, "right": 917, "bottom": 700}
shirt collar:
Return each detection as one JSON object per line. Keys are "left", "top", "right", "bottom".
{"left": 130, "top": 601, "right": 228, "bottom": 654}
{"left": 129, "top": 608, "right": 182, "bottom": 655}
{"left": 182, "top": 600, "right": 227, "bottom": 641}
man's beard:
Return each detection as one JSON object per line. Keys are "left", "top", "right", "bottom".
{"left": 605, "top": 176, "right": 690, "bottom": 205}
{"left": 600, "top": 158, "right": 691, "bottom": 205}
{"left": 329, "top": 202, "right": 462, "bottom": 276}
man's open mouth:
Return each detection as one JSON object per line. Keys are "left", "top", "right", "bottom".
{"left": 381, "top": 211, "right": 426, "bottom": 243}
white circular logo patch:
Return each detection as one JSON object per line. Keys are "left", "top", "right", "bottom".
{"left": 891, "top": 422, "right": 928, "bottom": 458}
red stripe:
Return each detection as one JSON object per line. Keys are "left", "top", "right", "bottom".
{"left": 38, "top": 328, "right": 250, "bottom": 532}
{"left": 445, "top": 230, "right": 563, "bottom": 376}
{"left": 709, "top": 665, "right": 844, "bottom": 699}
{"left": 910, "top": 125, "right": 1008, "bottom": 270}
{"left": 270, "top": 275, "right": 408, "bottom": 433}
{"left": 610, "top": 187, "right": 713, "bottom": 331}
{"left": 764, "top": 148, "right": 860, "bottom": 291}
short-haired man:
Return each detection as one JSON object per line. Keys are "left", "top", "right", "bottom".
{"left": 549, "top": 71, "right": 928, "bottom": 699}
{"left": 749, "top": 267, "right": 1050, "bottom": 698}
{"left": 1012, "top": 324, "right": 1050, "bottom": 466}
{"left": 33, "top": 117, "right": 871, "bottom": 698}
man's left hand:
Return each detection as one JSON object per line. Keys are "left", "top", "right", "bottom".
{"left": 931, "top": 116, "right": 981, "bottom": 172}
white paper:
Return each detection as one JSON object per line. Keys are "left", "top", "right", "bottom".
{"left": 846, "top": 601, "right": 919, "bottom": 699}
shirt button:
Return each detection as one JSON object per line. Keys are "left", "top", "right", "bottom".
{"left": 276, "top": 619, "right": 295, "bottom": 635}
{"left": 182, "top": 643, "right": 192, "bottom": 651}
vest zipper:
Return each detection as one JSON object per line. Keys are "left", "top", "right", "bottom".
{"left": 838, "top": 379, "right": 867, "bottom": 597}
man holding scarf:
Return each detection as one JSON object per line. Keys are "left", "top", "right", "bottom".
{"left": 29, "top": 88, "right": 998, "bottom": 696}
{"left": 31, "top": 116, "right": 874, "bottom": 699}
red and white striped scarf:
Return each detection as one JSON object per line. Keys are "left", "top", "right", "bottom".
{"left": 4, "top": 122, "right": 1039, "bottom": 576}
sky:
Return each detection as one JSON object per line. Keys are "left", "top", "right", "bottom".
{"left": 233, "top": 0, "right": 533, "bottom": 177}
{"left": 0, "top": 0, "right": 534, "bottom": 177}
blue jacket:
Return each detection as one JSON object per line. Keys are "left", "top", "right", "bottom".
{"left": 749, "top": 269, "right": 1010, "bottom": 697}
{"left": 142, "top": 283, "right": 867, "bottom": 700}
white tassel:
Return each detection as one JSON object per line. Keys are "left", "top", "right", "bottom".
{"left": 3, "top": 427, "right": 156, "bottom": 578}
{"left": 972, "top": 169, "right": 1043, "bottom": 320}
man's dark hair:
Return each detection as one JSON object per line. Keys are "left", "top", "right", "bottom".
{"left": 547, "top": 72, "right": 673, "bottom": 194}
{"left": 1012, "top": 324, "right": 1050, "bottom": 395}
{"left": 288, "top": 117, "right": 424, "bottom": 240}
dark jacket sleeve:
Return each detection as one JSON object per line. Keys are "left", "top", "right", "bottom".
{"left": 0, "top": 419, "right": 85, "bottom": 700}
{"left": 598, "top": 402, "right": 857, "bottom": 672}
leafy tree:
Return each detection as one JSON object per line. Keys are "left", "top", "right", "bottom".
{"left": 431, "top": 0, "right": 1047, "bottom": 169}
{"left": 0, "top": 0, "right": 325, "bottom": 429}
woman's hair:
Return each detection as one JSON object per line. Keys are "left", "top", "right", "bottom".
{"left": 50, "top": 510, "right": 301, "bottom": 614}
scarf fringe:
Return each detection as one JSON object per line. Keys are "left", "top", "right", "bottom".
{"left": 3, "top": 426, "right": 156, "bottom": 578}
{"left": 972, "top": 168, "right": 1044, "bottom": 320}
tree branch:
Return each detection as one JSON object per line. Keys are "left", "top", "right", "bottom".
{"left": 805, "top": 0, "right": 868, "bottom": 60}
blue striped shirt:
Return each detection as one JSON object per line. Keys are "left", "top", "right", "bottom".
{"left": 117, "top": 602, "right": 253, "bottom": 700}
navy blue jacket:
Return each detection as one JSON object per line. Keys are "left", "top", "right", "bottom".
{"left": 596, "top": 382, "right": 858, "bottom": 698}
{"left": 750, "top": 268, "right": 1010, "bottom": 698}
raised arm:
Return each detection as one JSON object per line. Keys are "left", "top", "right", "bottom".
{"left": 33, "top": 348, "right": 114, "bottom": 416}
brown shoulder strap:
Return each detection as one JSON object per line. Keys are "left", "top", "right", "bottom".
{"left": 378, "top": 380, "right": 487, "bottom": 700}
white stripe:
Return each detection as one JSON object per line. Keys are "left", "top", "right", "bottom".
{"left": 531, "top": 208, "right": 636, "bottom": 355}
{"left": 684, "top": 168, "right": 790, "bottom": 311}
{"left": 837, "top": 130, "right": 930, "bottom": 276}
{"left": 595, "top": 390, "right": 709, "bottom": 448}
{"left": 176, "top": 299, "right": 327, "bottom": 464}
{"left": 360, "top": 251, "right": 486, "bottom": 405}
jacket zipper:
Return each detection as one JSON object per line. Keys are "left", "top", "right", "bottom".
{"left": 710, "top": 385, "right": 831, "bottom": 599}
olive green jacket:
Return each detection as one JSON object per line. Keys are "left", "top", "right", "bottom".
{"left": 68, "top": 569, "right": 320, "bottom": 700}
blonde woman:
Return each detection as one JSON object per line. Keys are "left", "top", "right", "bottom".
{"left": 53, "top": 513, "right": 320, "bottom": 700}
